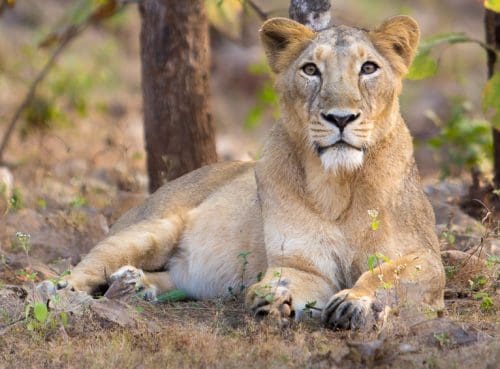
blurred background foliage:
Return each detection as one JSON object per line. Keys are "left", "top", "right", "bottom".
{"left": 0, "top": 0, "right": 497, "bottom": 182}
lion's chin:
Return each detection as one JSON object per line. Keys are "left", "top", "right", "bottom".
{"left": 319, "top": 147, "right": 364, "bottom": 174}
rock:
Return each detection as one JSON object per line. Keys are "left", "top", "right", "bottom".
{"left": 39, "top": 177, "right": 81, "bottom": 208}
{"left": 425, "top": 180, "right": 482, "bottom": 230}
{"left": 3, "top": 207, "right": 108, "bottom": 265}
{"left": 90, "top": 299, "right": 139, "bottom": 328}
{"left": 7, "top": 254, "right": 59, "bottom": 280}
{"left": 0, "top": 285, "right": 27, "bottom": 333}
{"left": 345, "top": 339, "right": 418, "bottom": 367}
{"left": 2, "top": 208, "right": 45, "bottom": 252}
{"left": 425, "top": 180, "right": 468, "bottom": 201}
{"left": 409, "top": 318, "right": 491, "bottom": 348}
{"left": 346, "top": 339, "right": 385, "bottom": 366}
{"left": 441, "top": 250, "right": 485, "bottom": 266}
{"left": 47, "top": 288, "right": 93, "bottom": 315}
{"left": 53, "top": 159, "right": 89, "bottom": 179}
{"left": 425, "top": 181, "right": 497, "bottom": 254}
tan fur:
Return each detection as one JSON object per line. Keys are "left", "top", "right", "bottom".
{"left": 61, "top": 16, "right": 445, "bottom": 329}
{"left": 260, "top": 17, "right": 316, "bottom": 73}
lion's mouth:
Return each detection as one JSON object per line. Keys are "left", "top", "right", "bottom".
{"left": 314, "top": 140, "right": 362, "bottom": 155}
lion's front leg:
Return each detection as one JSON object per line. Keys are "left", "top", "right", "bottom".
{"left": 322, "top": 251, "right": 445, "bottom": 330}
{"left": 60, "top": 216, "right": 184, "bottom": 294}
{"left": 246, "top": 267, "right": 334, "bottom": 321}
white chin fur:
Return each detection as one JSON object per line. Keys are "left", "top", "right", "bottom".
{"left": 320, "top": 147, "right": 364, "bottom": 173}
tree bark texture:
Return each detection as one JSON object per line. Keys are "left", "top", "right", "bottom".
{"left": 140, "top": 0, "right": 217, "bottom": 192}
{"left": 485, "top": 9, "right": 500, "bottom": 189}
{"left": 289, "top": 0, "right": 332, "bottom": 31}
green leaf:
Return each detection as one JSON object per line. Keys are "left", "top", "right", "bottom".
{"left": 375, "top": 252, "right": 391, "bottom": 264}
{"left": 367, "top": 254, "right": 377, "bottom": 272}
{"left": 480, "top": 296, "right": 494, "bottom": 312}
{"left": 406, "top": 50, "right": 438, "bottom": 80}
{"left": 407, "top": 32, "right": 471, "bottom": 80}
{"left": 371, "top": 219, "right": 380, "bottom": 231}
{"left": 244, "top": 105, "right": 263, "bottom": 130}
{"left": 34, "top": 303, "right": 48, "bottom": 323}
{"left": 304, "top": 300, "right": 317, "bottom": 310}
{"left": 156, "top": 289, "right": 188, "bottom": 303}
{"left": 473, "top": 292, "right": 489, "bottom": 300}
{"left": 264, "top": 294, "right": 274, "bottom": 303}
{"left": 256, "top": 271, "right": 263, "bottom": 282}
{"left": 485, "top": 0, "right": 500, "bottom": 12}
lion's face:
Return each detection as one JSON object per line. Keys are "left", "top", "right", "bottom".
{"left": 260, "top": 16, "right": 419, "bottom": 173}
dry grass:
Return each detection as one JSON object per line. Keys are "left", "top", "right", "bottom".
{"left": 0, "top": 294, "right": 498, "bottom": 369}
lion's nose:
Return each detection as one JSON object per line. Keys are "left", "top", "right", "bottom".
{"left": 321, "top": 111, "right": 360, "bottom": 132}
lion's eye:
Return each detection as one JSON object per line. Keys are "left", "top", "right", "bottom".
{"left": 302, "top": 63, "right": 320, "bottom": 76}
{"left": 360, "top": 61, "right": 379, "bottom": 75}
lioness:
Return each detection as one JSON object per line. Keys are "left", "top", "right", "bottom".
{"left": 55, "top": 15, "right": 445, "bottom": 329}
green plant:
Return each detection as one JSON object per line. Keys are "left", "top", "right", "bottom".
{"left": 486, "top": 255, "right": 500, "bottom": 269}
{"left": 244, "top": 62, "right": 279, "bottom": 130}
{"left": 15, "top": 268, "right": 37, "bottom": 283}
{"left": 21, "top": 95, "right": 68, "bottom": 138}
{"left": 473, "top": 292, "right": 494, "bottom": 313}
{"left": 367, "top": 252, "right": 391, "bottom": 273}
{"left": 405, "top": 23, "right": 500, "bottom": 179}
{"left": 36, "top": 198, "right": 47, "bottom": 210}
{"left": 13, "top": 231, "right": 31, "bottom": 255}
{"left": 228, "top": 251, "right": 251, "bottom": 298}
{"left": 155, "top": 289, "right": 188, "bottom": 303}
{"left": 485, "top": 0, "right": 500, "bottom": 12}
{"left": 7, "top": 188, "right": 23, "bottom": 212}
{"left": 253, "top": 284, "right": 274, "bottom": 303}
{"left": 24, "top": 299, "right": 69, "bottom": 334}
{"left": 49, "top": 269, "right": 71, "bottom": 286}
{"left": 69, "top": 194, "right": 87, "bottom": 208}
{"left": 434, "top": 332, "right": 451, "bottom": 348}
{"left": 302, "top": 300, "right": 320, "bottom": 318}
{"left": 469, "top": 275, "right": 488, "bottom": 291}
{"left": 444, "top": 265, "right": 459, "bottom": 280}
{"left": 256, "top": 271, "right": 263, "bottom": 282}
{"left": 427, "top": 100, "right": 492, "bottom": 178}
{"left": 440, "top": 230, "right": 456, "bottom": 246}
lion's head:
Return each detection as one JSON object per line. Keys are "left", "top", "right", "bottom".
{"left": 260, "top": 16, "right": 419, "bottom": 173}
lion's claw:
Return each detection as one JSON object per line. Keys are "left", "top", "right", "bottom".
{"left": 248, "top": 285, "right": 295, "bottom": 320}
{"left": 322, "top": 290, "right": 386, "bottom": 330}
{"left": 109, "top": 265, "right": 158, "bottom": 301}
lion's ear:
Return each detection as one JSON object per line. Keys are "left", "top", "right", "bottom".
{"left": 370, "top": 15, "right": 420, "bottom": 76}
{"left": 260, "top": 17, "right": 316, "bottom": 74}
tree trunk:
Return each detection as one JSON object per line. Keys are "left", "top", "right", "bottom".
{"left": 289, "top": 0, "right": 332, "bottom": 31}
{"left": 139, "top": 0, "right": 217, "bottom": 193}
{"left": 485, "top": 9, "right": 500, "bottom": 189}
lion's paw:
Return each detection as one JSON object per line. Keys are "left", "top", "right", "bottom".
{"left": 321, "top": 289, "right": 387, "bottom": 330}
{"left": 109, "top": 265, "right": 158, "bottom": 301}
{"left": 246, "top": 283, "right": 295, "bottom": 322}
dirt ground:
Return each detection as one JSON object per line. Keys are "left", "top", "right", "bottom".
{"left": 0, "top": 1, "right": 498, "bottom": 368}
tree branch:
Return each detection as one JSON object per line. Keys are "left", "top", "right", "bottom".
{"left": 245, "top": 0, "right": 268, "bottom": 21}
{"left": 0, "top": 26, "right": 83, "bottom": 163}
{"left": 0, "top": 0, "right": 135, "bottom": 163}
